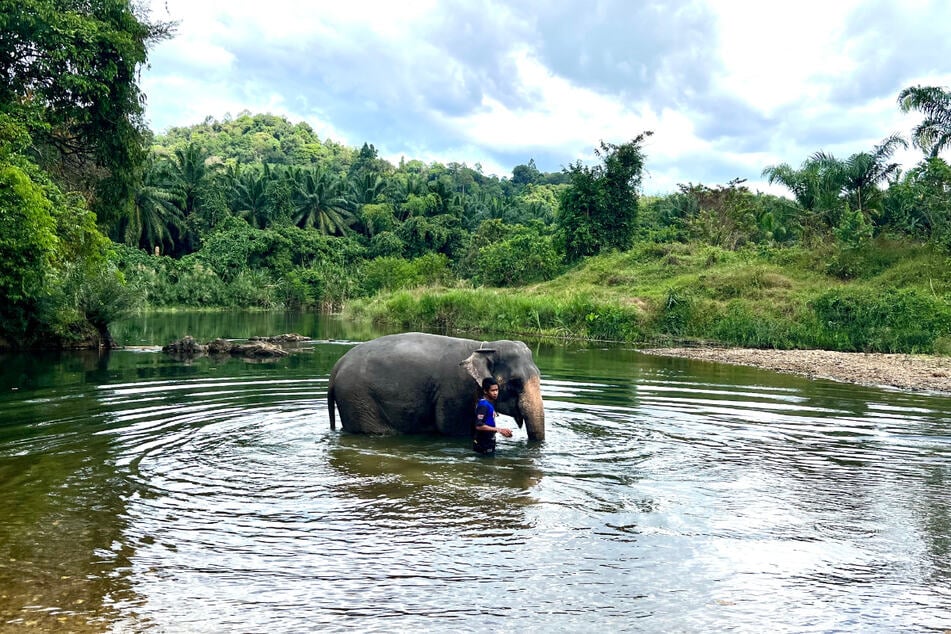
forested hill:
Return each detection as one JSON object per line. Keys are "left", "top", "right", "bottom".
{"left": 2, "top": 1, "right": 950, "bottom": 353}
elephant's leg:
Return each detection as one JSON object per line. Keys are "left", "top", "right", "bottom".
{"left": 337, "top": 394, "right": 396, "bottom": 434}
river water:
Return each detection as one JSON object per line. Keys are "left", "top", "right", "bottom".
{"left": 1, "top": 312, "right": 949, "bottom": 632}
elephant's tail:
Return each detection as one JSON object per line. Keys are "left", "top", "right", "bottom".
{"left": 328, "top": 382, "right": 336, "bottom": 430}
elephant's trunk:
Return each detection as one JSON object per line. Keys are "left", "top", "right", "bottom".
{"left": 518, "top": 375, "right": 545, "bottom": 441}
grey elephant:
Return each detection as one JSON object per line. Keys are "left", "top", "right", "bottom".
{"left": 327, "top": 332, "right": 545, "bottom": 440}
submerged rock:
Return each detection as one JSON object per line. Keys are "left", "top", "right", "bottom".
{"left": 163, "top": 335, "right": 292, "bottom": 359}
{"left": 162, "top": 336, "right": 206, "bottom": 356}
{"left": 249, "top": 333, "right": 311, "bottom": 344}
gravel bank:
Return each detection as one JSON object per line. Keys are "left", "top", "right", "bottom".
{"left": 640, "top": 347, "right": 951, "bottom": 394}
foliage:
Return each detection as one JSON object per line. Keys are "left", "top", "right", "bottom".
{"left": 398, "top": 214, "right": 468, "bottom": 259}
{"left": 898, "top": 85, "right": 951, "bottom": 158}
{"left": 0, "top": 0, "right": 173, "bottom": 228}
{"left": 559, "top": 133, "right": 652, "bottom": 261}
{"left": 473, "top": 223, "right": 562, "bottom": 287}
{"left": 47, "top": 261, "right": 138, "bottom": 345}
{"left": 361, "top": 253, "right": 455, "bottom": 295}
{"left": 881, "top": 158, "right": 951, "bottom": 248}
{"left": 809, "top": 288, "right": 951, "bottom": 353}
{"left": 0, "top": 163, "right": 57, "bottom": 340}
{"left": 292, "top": 167, "right": 355, "bottom": 235}
{"left": 833, "top": 205, "right": 874, "bottom": 248}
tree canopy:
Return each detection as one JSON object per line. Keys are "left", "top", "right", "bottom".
{"left": 0, "top": 0, "right": 174, "bottom": 229}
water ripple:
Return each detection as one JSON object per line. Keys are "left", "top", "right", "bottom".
{"left": 2, "top": 348, "right": 950, "bottom": 632}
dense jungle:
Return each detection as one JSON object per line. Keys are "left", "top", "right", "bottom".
{"left": 2, "top": 1, "right": 951, "bottom": 353}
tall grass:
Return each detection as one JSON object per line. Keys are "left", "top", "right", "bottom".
{"left": 346, "top": 239, "right": 951, "bottom": 353}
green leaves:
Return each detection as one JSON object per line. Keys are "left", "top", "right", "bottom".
{"left": 558, "top": 133, "right": 652, "bottom": 261}
{"left": 898, "top": 85, "right": 951, "bottom": 158}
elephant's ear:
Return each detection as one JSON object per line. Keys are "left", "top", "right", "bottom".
{"left": 460, "top": 349, "right": 494, "bottom": 386}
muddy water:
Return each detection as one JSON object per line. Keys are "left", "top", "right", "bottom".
{"left": 0, "top": 313, "right": 948, "bottom": 632}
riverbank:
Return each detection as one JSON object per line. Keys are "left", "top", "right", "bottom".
{"left": 640, "top": 347, "right": 951, "bottom": 394}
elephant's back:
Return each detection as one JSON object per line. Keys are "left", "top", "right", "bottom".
{"left": 338, "top": 333, "right": 475, "bottom": 368}
{"left": 331, "top": 333, "right": 472, "bottom": 392}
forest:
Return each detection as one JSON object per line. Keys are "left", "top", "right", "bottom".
{"left": 2, "top": 1, "right": 951, "bottom": 352}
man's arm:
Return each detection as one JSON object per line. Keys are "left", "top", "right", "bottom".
{"left": 475, "top": 423, "right": 513, "bottom": 437}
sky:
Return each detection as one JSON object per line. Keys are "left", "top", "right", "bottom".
{"left": 141, "top": 0, "right": 951, "bottom": 194}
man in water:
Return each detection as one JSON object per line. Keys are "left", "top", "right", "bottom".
{"left": 473, "top": 377, "right": 513, "bottom": 455}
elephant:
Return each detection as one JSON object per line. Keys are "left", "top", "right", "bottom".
{"left": 327, "top": 332, "right": 545, "bottom": 441}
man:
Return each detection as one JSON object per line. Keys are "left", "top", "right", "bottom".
{"left": 473, "top": 377, "right": 513, "bottom": 455}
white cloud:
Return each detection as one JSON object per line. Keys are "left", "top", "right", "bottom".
{"left": 142, "top": 0, "right": 951, "bottom": 188}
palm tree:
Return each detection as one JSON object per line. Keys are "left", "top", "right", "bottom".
{"left": 898, "top": 85, "right": 951, "bottom": 158}
{"left": 350, "top": 172, "right": 386, "bottom": 205}
{"left": 232, "top": 165, "right": 271, "bottom": 228}
{"left": 165, "top": 142, "right": 216, "bottom": 217}
{"left": 762, "top": 159, "right": 837, "bottom": 213}
{"left": 839, "top": 134, "right": 908, "bottom": 214}
{"left": 293, "top": 168, "right": 355, "bottom": 235}
{"left": 125, "top": 158, "right": 182, "bottom": 254}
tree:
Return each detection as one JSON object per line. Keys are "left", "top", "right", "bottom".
{"left": 840, "top": 134, "right": 907, "bottom": 215}
{"left": 898, "top": 85, "right": 951, "bottom": 158}
{"left": 512, "top": 159, "right": 541, "bottom": 187}
{"left": 811, "top": 134, "right": 907, "bottom": 217}
{"left": 293, "top": 168, "right": 355, "bottom": 235}
{"left": 763, "top": 156, "right": 845, "bottom": 215}
{"left": 350, "top": 171, "right": 386, "bottom": 205}
{"left": 125, "top": 158, "right": 182, "bottom": 253}
{"left": 161, "top": 142, "right": 224, "bottom": 253}
{"left": 881, "top": 157, "right": 951, "bottom": 244}
{"left": 0, "top": 0, "right": 174, "bottom": 230}
{"left": 165, "top": 143, "right": 216, "bottom": 218}
{"left": 232, "top": 165, "right": 272, "bottom": 229}
{"left": 558, "top": 133, "right": 652, "bottom": 261}
{"left": 0, "top": 163, "right": 57, "bottom": 339}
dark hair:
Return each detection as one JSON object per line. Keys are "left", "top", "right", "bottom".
{"left": 482, "top": 377, "right": 498, "bottom": 391}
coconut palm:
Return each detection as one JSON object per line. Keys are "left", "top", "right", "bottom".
{"left": 898, "top": 85, "right": 951, "bottom": 158}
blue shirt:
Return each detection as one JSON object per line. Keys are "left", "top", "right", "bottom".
{"left": 473, "top": 398, "right": 497, "bottom": 454}
{"left": 475, "top": 398, "right": 496, "bottom": 428}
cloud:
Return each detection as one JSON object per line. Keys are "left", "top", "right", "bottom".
{"left": 142, "top": 0, "right": 951, "bottom": 189}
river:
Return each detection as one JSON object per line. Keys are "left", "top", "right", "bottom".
{"left": 1, "top": 311, "right": 949, "bottom": 632}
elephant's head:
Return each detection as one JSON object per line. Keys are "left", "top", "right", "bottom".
{"left": 462, "top": 340, "right": 546, "bottom": 441}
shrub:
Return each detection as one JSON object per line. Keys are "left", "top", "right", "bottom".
{"left": 475, "top": 231, "right": 561, "bottom": 286}
{"left": 810, "top": 288, "right": 951, "bottom": 352}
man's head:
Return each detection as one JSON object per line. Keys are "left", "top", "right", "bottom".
{"left": 482, "top": 377, "right": 499, "bottom": 399}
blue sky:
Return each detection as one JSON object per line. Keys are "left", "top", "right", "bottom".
{"left": 141, "top": 0, "right": 951, "bottom": 194}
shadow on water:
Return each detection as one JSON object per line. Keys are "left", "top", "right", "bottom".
{"left": 326, "top": 434, "right": 543, "bottom": 535}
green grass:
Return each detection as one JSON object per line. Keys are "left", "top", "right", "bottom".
{"left": 345, "top": 237, "right": 951, "bottom": 353}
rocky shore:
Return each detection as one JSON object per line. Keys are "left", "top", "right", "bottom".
{"left": 640, "top": 347, "right": 951, "bottom": 394}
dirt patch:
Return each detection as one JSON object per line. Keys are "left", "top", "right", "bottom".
{"left": 640, "top": 347, "right": 951, "bottom": 394}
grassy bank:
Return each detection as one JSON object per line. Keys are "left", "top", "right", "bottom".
{"left": 345, "top": 238, "right": 951, "bottom": 354}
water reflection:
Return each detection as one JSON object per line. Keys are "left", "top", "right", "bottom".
{"left": 327, "top": 435, "right": 542, "bottom": 535}
{"left": 0, "top": 384, "right": 140, "bottom": 630}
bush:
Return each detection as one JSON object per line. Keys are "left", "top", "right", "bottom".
{"left": 475, "top": 231, "right": 562, "bottom": 286}
{"left": 708, "top": 302, "right": 798, "bottom": 349}
{"left": 810, "top": 288, "right": 951, "bottom": 352}
{"left": 656, "top": 289, "right": 694, "bottom": 336}
{"left": 361, "top": 253, "right": 455, "bottom": 295}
